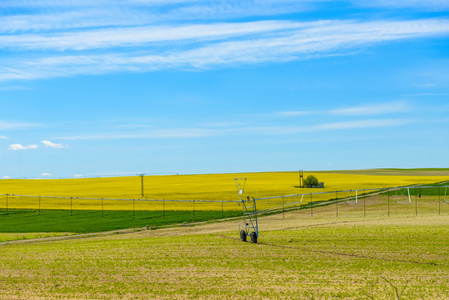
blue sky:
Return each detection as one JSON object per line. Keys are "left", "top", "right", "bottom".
{"left": 0, "top": 0, "right": 449, "bottom": 178}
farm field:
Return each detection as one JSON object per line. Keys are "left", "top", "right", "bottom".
{"left": 1, "top": 169, "right": 448, "bottom": 298}
{"left": 1, "top": 169, "right": 448, "bottom": 212}
{"left": 0, "top": 180, "right": 447, "bottom": 239}
{"left": 1, "top": 203, "right": 449, "bottom": 299}
{"left": 0, "top": 232, "right": 72, "bottom": 243}
{"left": 1, "top": 182, "right": 449, "bottom": 238}
{"left": 316, "top": 168, "right": 449, "bottom": 176}
{"left": 0, "top": 209, "right": 242, "bottom": 235}
{"left": 0, "top": 169, "right": 448, "bottom": 238}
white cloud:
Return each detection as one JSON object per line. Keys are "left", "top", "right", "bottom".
{"left": 277, "top": 111, "right": 312, "bottom": 117}
{"left": 312, "top": 118, "right": 411, "bottom": 131}
{"left": 250, "top": 118, "right": 409, "bottom": 134}
{"left": 1, "top": 18, "right": 449, "bottom": 82}
{"left": 242, "top": 118, "right": 413, "bottom": 135}
{"left": 56, "top": 117, "right": 415, "bottom": 141}
{"left": 276, "top": 101, "right": 411, "bottom": 118}
{"left": 407, "top": 93, "right": 449, "bottom": 96}
{"left": 0, "top": 9, "right": 147, "bottom": 33}
{"left": 0, "top": 121, "right": 40, "bottom": 130}
{"left": 201, "top": 122, "right": 245, "bottom": 128}
{"left": 58, "top": 128, "right": 214, "bottom": 140}
{"left": 414, "top": 83, "right": 437, "bottom": 88}
{"left": 0, "top": 0, "right": 447, "bottom": 37}
{"left": 2, "top": 176, "right": 10, "bottom": 179}
{"left": 353, "top": 0, "right": 449, "bottom": 10}
{"left": 8, "top": 144, "right": 38, "bottom": 150}
{"left": 0, "top": 1, "right": 325, "bottom": 33}
{"left": 41, "top": 172, "right": 52, "bottom": 176}
{"left": 0, "top": 135, "right": 8, "bottom": 139}
{"left": 0, "top": 21, "right": 306, "bottom": 51}
{"left": 41, "top": 140, "right": 66, "bottom": 148}
{"left": 73, "top": 174, "right": 83, "bottom": 178}
{"left": 331, "top": 101, "right": 410, "bottom": 116}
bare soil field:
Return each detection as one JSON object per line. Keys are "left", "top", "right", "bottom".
{"left": 1, "top": 200, "right": 449, "bottom": 299}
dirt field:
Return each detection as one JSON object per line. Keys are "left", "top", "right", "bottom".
{"left": 1, "top": 199, "right": 449, "bottom": 299}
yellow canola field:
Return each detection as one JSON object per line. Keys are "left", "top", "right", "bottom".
{"left": 0, "top": 171, "right": 447, "bottom": 211}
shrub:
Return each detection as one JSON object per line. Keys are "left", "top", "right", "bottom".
{"left": 304, "top": 175, "right": 319, "bottom": 187}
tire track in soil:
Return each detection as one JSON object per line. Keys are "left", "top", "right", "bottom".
{"left": 218, "top": 234, "right": 438, "bottom": 266}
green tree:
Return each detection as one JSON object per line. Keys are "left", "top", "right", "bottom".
{"left": 304, "top": 175, "right": 319, "bottom": 187}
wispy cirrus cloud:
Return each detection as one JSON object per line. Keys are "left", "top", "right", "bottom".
{"left": 51, "top": 100, "right": 421, "bottom": 141}
{"left": 243, "top": 118, "right": 413, "bottom": 135}
{"left": 0, "top": 1, "right": 325, "bottom": 31}
{"left": 0, "top": 21, "right": 307, "bottom": 51}
{"left": 353, "top": 0, "right": 449, "bottom": 10}
{"left": 0, "top": 121, "right": 40, "bottom": 130}
{"left": 57, "top": 127, "right": 215, "bottom": 140}
{"left": 1, "top": 0, "right": 447, "bottom": 38}
{"left": 407, "top": 93, "right": 449, "bottom": 96}
{"left": 1, "top": 1, "right": 448, "bottom": 85}
{"left": 2, "top": 0, "right": 446, "bottom": 28}
{"left": 278, "top": 101, "right": 411, "bottom": 117}
{"left": 56, "top": 117, "right": 413, "bottom": 140}
{"left": 2, "top": 18, "right": 449, "bottom": 82}
{"left": 276, "top": 111, "right": 312, "bottom": 117}
{"left": 331, "top": 101, "right": 410, "bottom": 116}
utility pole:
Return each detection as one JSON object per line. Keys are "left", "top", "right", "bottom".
{"left": 139, "top": 174, "right": 145, "bottom": 197}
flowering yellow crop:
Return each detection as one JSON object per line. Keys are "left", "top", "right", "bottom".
{"left": 0, "top": 171, "right": 447, "bottom": 211}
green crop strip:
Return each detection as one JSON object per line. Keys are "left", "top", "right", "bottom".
{"left": 0, "top": 209, "right": 242, "bottom": 233}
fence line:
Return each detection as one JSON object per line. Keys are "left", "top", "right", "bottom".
{"left": 0, "top": 185, "right": 437, "bottom": 204}
{"left": 252, "top": 185, "right": 442, "bottom": 201}
{"left": 1, "top": 185, "right": 448, "bottom": 216}
{"left": 246, "top": 185, "right": 449, "bottom": 216}
{"left": 0, "top": 194, "right": 238, "bottom": 203}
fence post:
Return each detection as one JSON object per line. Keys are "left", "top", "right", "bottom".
{"left": 6, "top": 194, "right": 8, "bottom": 214}
{"left": 133, "top": 198, "right": 135, "bottom": 219}
{"left": 387, "top": 188, "right": 390, "bottom": 216}
{"left": 336, "top": 191, "right": 339, "bottom": 217}
{"left": 38, "top": 195, "right": 41, "bottom": 215}
{"left": 439, "top": 187, "right": 441, "bottom": 215}
{"left": 363, "top": 189, "right": 366, "bottom": 217}
{"left": 336, "top": 197, "right": 338, "bottom": 218}
{"left": 310, "top": 193, "right": 313, "bottom": 217}
{"left": 283, "top": 196, "right": 285, "bottom": 218}
{"left": 222, "top": 198, "right": 224, "bottom": 218}
{"left": 70, "top": 197, "right": 73, "bottom": 216}
{"left": 415, "top": 188, "right": 418, "bottom": 216}
{"left": 192, "top": 199, "right": 195, "bottom": 221}
{"left": 163, "top": 199, "right": 165, "bottom": 219}
{"left": 102, "top": 198, "right": 104, "bottom": 217}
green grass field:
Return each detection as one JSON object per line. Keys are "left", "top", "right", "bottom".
{"left": 0, "top": 209, "right": 242, "bottom": 235}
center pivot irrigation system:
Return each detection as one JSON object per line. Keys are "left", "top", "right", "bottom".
{"left": 232, "top": 180, "right": 449, "bottom": 243}
{"left": 235, "top": 178, "right": 259, "bottom": 243}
